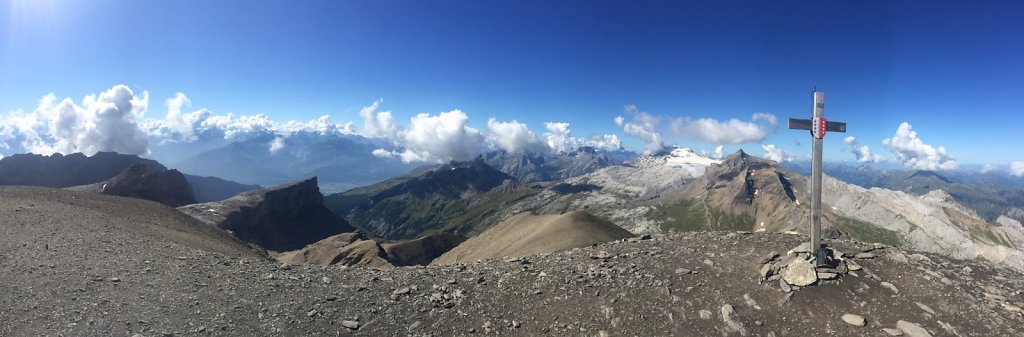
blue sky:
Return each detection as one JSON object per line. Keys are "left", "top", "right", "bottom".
{"left": 1, "top": 0, "right": 1022, "bottom": 167}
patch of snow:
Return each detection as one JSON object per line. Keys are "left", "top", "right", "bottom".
{"left": 663, "top": 148, "right": 720, "bottom": 177}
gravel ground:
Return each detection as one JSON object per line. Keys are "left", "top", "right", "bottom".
{"left": 2, "top": 186, "right": 1023, "bottom": 336}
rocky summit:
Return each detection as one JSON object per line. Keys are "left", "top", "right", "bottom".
{"left": 2, "top": 187, "right": 1021, "bottom": 337}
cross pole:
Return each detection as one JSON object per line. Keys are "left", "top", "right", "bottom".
{"left": 788, "top": 91, "right": 846, "bottom": 266}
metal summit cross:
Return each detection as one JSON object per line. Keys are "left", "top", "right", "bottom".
{"left": 788, "top": 91, "right": 846, "bottom": 266}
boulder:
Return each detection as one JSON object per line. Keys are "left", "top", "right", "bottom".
{"left": 782, "top": 258, "right": 818, "bottom": 286}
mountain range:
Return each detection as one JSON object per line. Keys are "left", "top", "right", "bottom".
{"left": 166, "top": 133, "right": 419, "bottom": 193}
{"left": 786, "top": 162, "right": 1024, "bottom": 223}
{"left": 321, "top": 147, "right": 1024, "bottom": 270}
{"left": 3, "top": 147, "right": 1024, "bottom": 336}
{"left": 0, "top": 152, "right": 259, "bottom": 203}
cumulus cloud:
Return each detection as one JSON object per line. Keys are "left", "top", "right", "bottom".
{"left": 761, "top": 144, "right": 794, "bottom": 162}
{"left": 1, "top": 87, "right": 628, "bottom": 163}
{"left": 1011, "top": 161, "right": 1024, "bottom": 177}
{"left": 588, "top": 133, "right": 622, "bottom": 151}
{"left": 543, "top": 122, "right": 579, "bottom": 153}
{"left": 142, "top": 92, "right": 358, "bottom": 143}
{"left": 358, "top": 98, "right": 397, "bottom": 139}
{"left": 268, "top": 136, "right": 286, "bottom": 154}
{"left": 843, "top": 136, "right": 886, "bottom": 163}
{"left": 486, "top": 118, "right": 545, "bottom": 153}
{"left": 278, "top": 115, "right": 355, "bottom": 135}
{"left": 0, "top": 85, "right": 151, "bottom": 156}
{"left": 712, "top": 145, "right": 724, "bottom": 159}
{"left": 882, "top": 122, "right": 958, "bottom": 170}
{"left": 372, "top": 110, "right": 484, "bottom": 163}
{"left": 615, "top": 105, "right": 664, "bottom": 154}
{"left": 543, "top": 122, "right": 622, "bottom": 153}
{"left": 669, "top": 112, "right": 777, "bottom": 144}
{"left": 981, "top": 164, "right": 996, "bottom": 174}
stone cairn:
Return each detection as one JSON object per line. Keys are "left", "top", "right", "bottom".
{"left": 758, "top": 242, "right": 883, "bottom": 292}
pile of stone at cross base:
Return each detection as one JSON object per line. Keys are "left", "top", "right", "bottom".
{"left": 759, "top": 241, "right": 890, "bottom": 293}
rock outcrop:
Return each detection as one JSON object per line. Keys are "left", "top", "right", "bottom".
{"left": 179, "top": 177, "right": 355, "bottom": 252}
{"left": 71, "top": 164, "right": 198, "bottom": 207}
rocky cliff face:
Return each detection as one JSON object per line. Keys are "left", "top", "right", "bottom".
{"left": 179, "top": 177, "right": 355, "bottom": 252}
{"left": 94, "top": 164, "right": 197, "bottom": 207}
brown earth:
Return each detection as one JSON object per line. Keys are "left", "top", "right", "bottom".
{"left": 432, "top": 211, "right": 634, "bottom": 265}
{"left": 276, "top": 232, "right": 394, "bottom": 269}
{"left": 276, "top": 232, "right": 466, "bottom": 268}
{"left": 2, "top": 187, "right": 1023, "bottom": 336}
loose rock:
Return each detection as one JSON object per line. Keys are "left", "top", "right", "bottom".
{"left": 896, "top": 320, "right": 931, "bottom": 337}
{"left": 341, "top": 320, "right": 360, "bottom": 330}
{"left": 880, "top": 282, "right": 900, "bottom": 294}
{"left": 841, "top": 314, "right": 866, "bottom": 326}
{"left": 782, "top": 259, "right": 817, "bottom": 286}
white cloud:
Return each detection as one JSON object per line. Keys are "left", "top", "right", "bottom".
{"left": 669, "top": 112, "right": 777, "bottom": 144}
{"left": 588, "top": 134, "right": 622, "bottom": 151}
{"left": 882, "top": 122, "right": 958, "bottom": 170}
{"left": 751, "top": 112, "right": 778, "bottom": 128}
{"left": 486, "top": 118, "right": 545, "bottom": 153}
{"left": 268, "top": 136, "right": 286, "bottom": 154}
{"left": 843, "top": 136, "right": 886, "bottom": 163}
{"left": 279, "top": 115, "right": 355, "bottom": 135}
{"left": 1011, "top": 161, "right": 1024, "bottom": 177}
{"left": 0, "top": 85, "right": 151, "bottom": 156}
{"left": 358, "top": 98, "right": 397, "bottom": 139}
{"left": 615, "top": 105, "right": 664, "bottom": 154}
{"left": 544, "top": 122, "right": 578, "bottom": 153}
{"left": 372, "top": 109, "right": 484, "bottom": 163}
{"left": 143, "top": 93, "right": 357, "bottom": 144}
{"left": 981, "top": 164, "right": 995, "bottom": 174}
{"left": 761, "top": 144, "right": 794, "bottom": 162}
{"left": 541, "top": 122, "right": 622, "bottom": 153}
{"left": 2, "top": 87, "right": 632, "bottom": 162}
{"left": 712, "top": 145, "right": 724, "bottom": 159}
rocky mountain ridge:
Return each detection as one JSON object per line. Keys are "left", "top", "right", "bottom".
{"left": 179, "top": 177, "right": 356, "bottom": 252}
{"left": 0, "top": 151, "right": 259, "bottom": 203}
{"left": 482, "top": 147, "right": 635, "bottom": 183}
{"left": 324, "top": 157, "right": 532, "bottom": 240}
{"left": 0, "top": 152, "right": 163, "bottom": 187}
{"left": 427, "top": 149, "right": 1024, "bottom": 271}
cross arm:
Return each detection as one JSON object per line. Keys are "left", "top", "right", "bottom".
{"left": 787, "top": 118, "right": 847, "bottom": 133}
